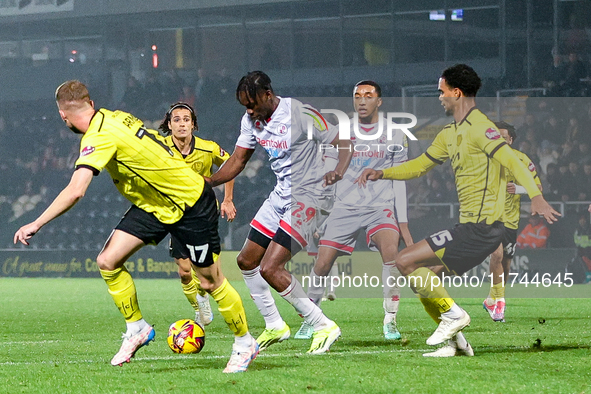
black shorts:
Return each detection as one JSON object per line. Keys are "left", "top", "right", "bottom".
{"left": 501, "top": 226, "right": 518, "bottom": 259}
{"left": 426, "top": 221, "right": 505, "bottom": 275}
{"left": 115, "top": 183, "right": 221, "bottom": 267}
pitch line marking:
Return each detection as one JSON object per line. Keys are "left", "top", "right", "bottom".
{"left": 0, "top": 348, "right": 420, "bottom": 366}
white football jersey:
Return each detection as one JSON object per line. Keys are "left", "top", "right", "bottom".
{"left": 236, "top": 97, "right": 338, "bottom": 198}
{"left": 334, "top": 115, "right": 408, "bottom": 214}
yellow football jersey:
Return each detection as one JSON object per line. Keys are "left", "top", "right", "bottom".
{"left": 503, "top": 149, "right": 542, "bottom": 230}
{"left": 423, "top": 109, "right": 507, "bottom": 224}
{"left": 75, "top": 109, "right": 204, "bottom": 224}
{"left": 166, "top": 135, "right": 230, "bottom": 177}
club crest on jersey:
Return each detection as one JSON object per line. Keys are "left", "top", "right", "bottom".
{"left": 80, "top": 146, "right": 95, "bottom": 156}
{"left": 456, "top": 134, "right": 462, "bottom": 146}
{"left": 277, "top": 123, "right": 288, "bottom": 135}
{"left": 485, "top": 128, "right": 501, "bottom": 140}
{"left": 254, "top": 119, "right": 264, "bottom": 131}
{"left": 192, "top": 162, "right": 204, "bottom": 173}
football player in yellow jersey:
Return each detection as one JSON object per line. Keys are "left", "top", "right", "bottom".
{"left": 357, "top": 64, "right": 559, "bottom": 357}
{"left": 483, "top": 121, "right": 543, "bottom": 323}
{"left": 158, "top": 102, "right": 236, "bottom": 327}
{"left": 13, "top": 81, "right": 258, "bottom": 373}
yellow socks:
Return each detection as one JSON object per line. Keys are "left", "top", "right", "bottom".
{"left": 211, "top": 278, "right": 248, "bottom": 337}
{"left": 408, "top": 267, "right": 454, "bottom": 314}
{"left": 419, "top": 297, "right": 442, "bottom": 324}
{"left": 192, "top": 269, "right": 208, "bottom": 297}
{"left": 100, "top": 266, "right": 142, "bottom": 323}
{"left": 487, "top": 282, "right": 505, "bottom": 304}
{"left": 181, "top": 277, "right": 200, "bottom": 312}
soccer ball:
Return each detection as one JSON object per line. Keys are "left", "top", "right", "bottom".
{"left": 167, "top": 319, "right": 205, "bottom": 354}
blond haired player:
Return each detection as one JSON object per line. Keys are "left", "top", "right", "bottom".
{"left": 158, "top": 101, "right": 236, "bottom": 327}
{"left": 14, "top": 81, "right": 257, "bottom": 373}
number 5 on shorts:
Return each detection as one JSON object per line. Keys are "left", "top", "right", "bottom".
{"left": 186, "top": 244, "right": 209, "bottom": 264}
{"left": 430, "top": 230, "right": 452, "bottom": 247}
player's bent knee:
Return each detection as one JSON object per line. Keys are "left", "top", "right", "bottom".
{"left": 313, "top": 259, "right": 333, "bottom": 277}
{"left": 236, "top": 252, "right": 259, "bottom": 271}
{"left": 394, "top": 252, "right": 416, "bottom": 276}
{"left": 197, "top": 276, "right": 217, "bottom": 293}
{"left": 179, "top": 270, "right": 192, "bottom": 284}
{"left": 96, "top": 253, "right": 119, "bottom": 271}
{"left": 258, "top": 262, "right": 282, "bottom": 282}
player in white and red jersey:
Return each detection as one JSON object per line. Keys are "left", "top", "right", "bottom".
{"left": 210, "top": 71, "right": 353, "bottom": 354}
{"left": 297, "top": 81, "right": 414, "bottom": 340}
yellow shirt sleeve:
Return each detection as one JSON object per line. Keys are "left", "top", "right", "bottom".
{"left": 424, "top": 127, "right": 450, "bottom": 164}
{"left": 75, "top": 128, "right": 117, "bottom": 173}
{"left": 212, "top": 143, "right": 230, "bottom": 167}
{"left": 382, "top": 153, "right": 438, "bottom": 180}
{"left": 492, "top": 144, "right": 542, "bottom": 199}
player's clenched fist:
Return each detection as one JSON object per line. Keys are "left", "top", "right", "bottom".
{"left": 354, "top": 168, "right": 384, "bottom": 188}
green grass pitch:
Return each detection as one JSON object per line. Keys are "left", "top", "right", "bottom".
{"left": 1, "top": 278, "right": 590, "bottom": 393}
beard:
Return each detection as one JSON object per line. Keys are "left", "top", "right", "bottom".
{"left": 444, "top": 107, "right": 454, "bottom": 117}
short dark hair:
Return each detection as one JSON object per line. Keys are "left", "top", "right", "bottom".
{"left": 354, "top": 80, "right": 382, "bottom": 97}
{"left": 159, "top": 102, "right": 198, "bottom": 135}
{"left": 441, "top": 64, "right": 482, "bottom": 97}
{"left": 494, "top": 120, "right": 516, "bottom": 143}
{"left": 236, "top": 71, "right": 273, "bottom": 104}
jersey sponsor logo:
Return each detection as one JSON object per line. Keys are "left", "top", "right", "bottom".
{"left": 485, "top": 128, "right": 501, "bottom": 140}
{"left": 277, "top": 123, "right": 288, "bottom": 135}
{"left": 528, "top": 162, "right": 535, "bottom": 172}
{"left": 80, "top": 146, "right": 95, "bottom": 157}
{"left": 352, "top": 150, "right": 386, "bottom": 159}
{"left": 256, "top": 137, "right": 288, "bottom": 158}
{"left": 256, "top": 138, "right": 288, "bottom": 150}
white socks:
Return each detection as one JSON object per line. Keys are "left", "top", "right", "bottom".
{"left": 442, "top": 303, "right": 464, "bottom": 319}
{"left": 234, "top": 332, "right": 255, "bottom": 349}
{"left": 383, "top": 263, "right": 401, "bottom": 324}
{"left": 126, "top": 318, "right": 149, "bottom": 335}
{"left": 242, "top": 266, "right": 285, "bottom": 330}
{"left": 306, "top": 268, "right": 326, "bottom": 306}
{"left": 279, "top": 274, "right": 330, "bottom": 330}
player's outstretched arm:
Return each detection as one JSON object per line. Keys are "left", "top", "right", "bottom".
{"left": 220, "top": 179, "right": 236, "bottom": 222}
{"left": 13, "top": 167, "right": 94, "bottom": 245}
{"left": 355, "top": 168, "right": 384, "bottom": 187}
{"left": 492, "top": 145, "right": 559, "bottom": 223}
{"left": 323, "top": 138, "right": 353, "bottom": 187}
{"left": 210, "top": 146, "right": 254, "bottom": 187}
{"left": 355, "top": 153, "right": 438, "bottom": 187}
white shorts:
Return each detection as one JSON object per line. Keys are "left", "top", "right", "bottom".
{"left": 250, "top": 190, "right": 318, "bottom": 249}
{"left": 320, "top": 207, "right": 399, "bottom": 254}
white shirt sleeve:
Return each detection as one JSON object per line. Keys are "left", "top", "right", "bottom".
{"left": 235, "top": 114, "right": 257, "bottom": 150}
{"left": 393, "top": 179, "right": 408, "bottom": 223}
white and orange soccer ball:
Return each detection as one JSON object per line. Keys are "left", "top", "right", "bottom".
{"left": 167, "top": 319, "right": 205, "bottom": 354}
